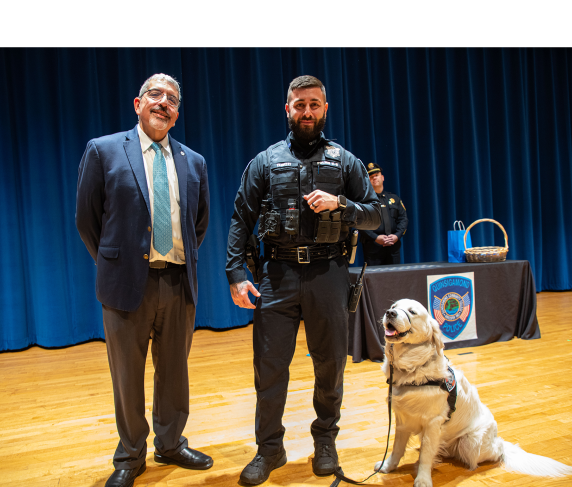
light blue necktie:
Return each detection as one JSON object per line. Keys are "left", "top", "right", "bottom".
{"left": 151, "top": 142, "right": 173, "bottom": 256}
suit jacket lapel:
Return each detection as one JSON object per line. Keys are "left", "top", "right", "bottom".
{"left": 170, "top": 136, "right": 188, "bottom": 226}
{"left": 124, "top": 125, "right": 151, "bottom": 217}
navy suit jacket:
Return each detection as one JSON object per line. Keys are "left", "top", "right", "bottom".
{"left": 76, "top": 125, "right": 210, "bottom": 312}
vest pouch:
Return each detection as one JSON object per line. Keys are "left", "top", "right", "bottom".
{"left": 262, "top": 211, "right": 281, "bottom": 237}
{"left": 340, "top": 223, "right": 350, "bottom": 241}
{"left": 259, "top": 200, "right": 281, "bottom": 238}
{"left": 270, "top": 165, "right": 298, "bottom": 201}
{"left": 313, "top": 161, "right": 343, "bottom": 194}
{"left": 314, "top": 210, "right": 331, "bottom": 243}
{"left": 269, "top": 163, "right": 300, "bottom": 239}
{"left": 284, "top": 198, "right": 299, "bottom": 236}
{"left": 328, "top": 210, "right": 342, "bottom": 243}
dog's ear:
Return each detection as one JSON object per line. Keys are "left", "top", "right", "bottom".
{"left": 429, "top": 317, "right": 445, "bottom": 356}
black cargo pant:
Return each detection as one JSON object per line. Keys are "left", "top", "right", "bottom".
{"left": 252, "top": 254, "right": 350, "bottom": 455}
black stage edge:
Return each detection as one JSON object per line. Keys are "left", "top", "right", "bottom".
{"left": 348, "top": 261, "right": 540, "bottom": 363}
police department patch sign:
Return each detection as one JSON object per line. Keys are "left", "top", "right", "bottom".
{"left": 427, "top": 272, "right": 477, "bottom": 342}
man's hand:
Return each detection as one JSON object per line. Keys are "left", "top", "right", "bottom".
{"left": 304, "top": 190, "right": 339, "bottom": 213}
{"left": 375, "top": 235, "right": 388, "bottom": 246}
{"left": 375, "top": 234, "right": 398, "bottom": 246}
{"left": 230, "top": 280, "right": 261, "bottom": 309}
{"left": 384, "top": 235, "right": 398, "bottom": 247}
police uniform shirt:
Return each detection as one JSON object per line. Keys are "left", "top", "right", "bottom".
{"left": 361, "top": 190, "right": 408, "bottom": 242}
{"left": 226, "top": 132, "right": 382, "bottom": 285}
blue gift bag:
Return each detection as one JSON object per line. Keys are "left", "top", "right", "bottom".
{"left": 448, "top": 221, "right": 472, "bottom": 263}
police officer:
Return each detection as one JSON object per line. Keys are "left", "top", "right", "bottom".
{"left": 226, "top": 76, "right": 381, "bottom": 485}
{"left": 361, "top": 163, "right": 408, "bottom": 265}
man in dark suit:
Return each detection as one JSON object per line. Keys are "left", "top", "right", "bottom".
{"left": 76, "top": 73, "right": 211, "bottom": 487}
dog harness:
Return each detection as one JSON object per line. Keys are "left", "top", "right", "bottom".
{"left": 388, "top": 364, "right": 457, "bottom": 421}
{"left": 386, "top": 310, "right": 457, "bottom": 421}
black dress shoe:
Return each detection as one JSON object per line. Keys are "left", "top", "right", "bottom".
{"left": 239, "top": 449, "right": 287, "bottom": 485}
{"left": 105, "top": 463, "right": 146, "bottom": 487}
{"left": 154, "top": 447, "right": 213, "bottom": 470}
{"left": 312, "top": 442, "right": 338, "bottom": 475}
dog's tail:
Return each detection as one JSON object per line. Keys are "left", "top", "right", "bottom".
{"left": 501, "top": 439, "right": 572, "bottom": 477}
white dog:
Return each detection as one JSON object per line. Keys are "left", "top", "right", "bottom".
{"left": 375, "top": 298, "right": 572, "bottom": 487}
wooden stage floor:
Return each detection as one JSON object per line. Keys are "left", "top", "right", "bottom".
{"left": 1, "top": 292, "right": 571, "bottom": 486}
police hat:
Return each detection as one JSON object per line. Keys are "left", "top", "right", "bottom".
{"left": 367, "top": 163, "right": 382, "bottom": 175}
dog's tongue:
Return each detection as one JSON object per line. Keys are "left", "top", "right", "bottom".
{"left": 385, "top": 328, "right": 397, "bottom": 337}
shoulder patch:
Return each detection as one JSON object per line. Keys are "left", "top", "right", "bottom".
{"left": 445, "top": 366, "right": 456, "bottom": 392}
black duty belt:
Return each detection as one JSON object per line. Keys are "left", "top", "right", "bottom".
{"left": 149, "top": 261, "right": 185, "bottom": 269}
{"left": 265, "top": 243, "right": 343, "bottom": 264}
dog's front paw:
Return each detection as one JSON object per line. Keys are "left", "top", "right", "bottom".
{"left": 413, "top": 474, "right": 433, "bottom": 487}
{"left": 374, "top": 457, "right": 397, "bottom": 473}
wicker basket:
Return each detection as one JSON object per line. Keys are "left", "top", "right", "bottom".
{"left": 464, "top": 219, "right": 509, "bottom": 263}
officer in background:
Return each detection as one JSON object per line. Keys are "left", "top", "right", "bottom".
{"left": 226, "top": 75, "right": 381, "bottom": 485}
{"left": 361, "top": 163, "right": 408, "bottom": 265}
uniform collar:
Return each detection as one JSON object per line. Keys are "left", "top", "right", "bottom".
{"left": 287, "top": 131, "right": 327, "bottom": 158}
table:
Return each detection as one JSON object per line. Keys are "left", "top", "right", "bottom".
{"left": 348, "top": 261, "right": 539, "bottom": 362}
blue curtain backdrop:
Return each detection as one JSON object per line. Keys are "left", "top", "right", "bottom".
{"left": 1, "top": 48, "right": 571, "bottom": 351}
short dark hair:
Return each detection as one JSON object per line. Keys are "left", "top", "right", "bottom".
{"left": 287, "top": 75, "right": 327, "bottom": 103}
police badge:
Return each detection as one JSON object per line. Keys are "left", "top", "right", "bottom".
{"left": 428, "top": 274, "right": 476, "bottom": 341}
{"left": 325, "top": 146, "right": 340, "bottom": 158}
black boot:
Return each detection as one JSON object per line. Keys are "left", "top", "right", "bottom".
{"left": 312, "top": 442, "right": 338, "bottom": 475}
{"left": 239, "top": 449, "right": 287, "bottom": 485}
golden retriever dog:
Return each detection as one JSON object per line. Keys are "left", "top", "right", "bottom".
{"left": 375, "top": 298, "right": 572, "bottom": 487}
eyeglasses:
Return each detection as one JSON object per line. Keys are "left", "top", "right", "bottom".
{"left": 140, "top": 89, "right": 180, "bottom": 108}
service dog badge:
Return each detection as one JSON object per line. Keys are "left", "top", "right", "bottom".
{"left": 427, "top": 272, "right": 477, "bottom": 342}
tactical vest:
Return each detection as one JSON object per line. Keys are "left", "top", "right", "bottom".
{"left": 261, "top": 140, "right": 349, "bottom": 247}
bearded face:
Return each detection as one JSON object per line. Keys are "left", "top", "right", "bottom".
{"left": 285, "top": 86, "right": 329, "bottom": 143}
{"left": 288, "top": 112, "right": 327, "bottom": 142}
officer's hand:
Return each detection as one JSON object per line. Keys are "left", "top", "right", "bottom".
{"left": 304, "top": 190, "right": 339, "bottom": 213}
{"left": 230, "top": 280, "right": 260, "bottom": 309}
{"left": 375, "top": 235, "right": 387, "bottom": 246}
{"left": 384, "top": 235, "right": 398, "bottom": 246}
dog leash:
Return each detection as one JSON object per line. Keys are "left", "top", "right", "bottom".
{"left": 329, "top": 345, "right": 396, "bottom": 487}
{"left": 330, "top": 309, "right": 412, "bottom": 486}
